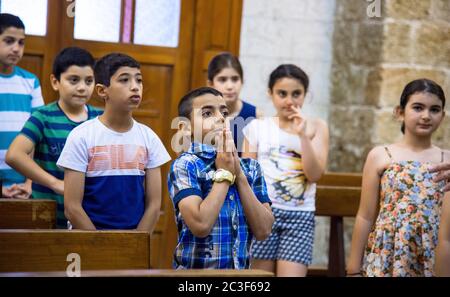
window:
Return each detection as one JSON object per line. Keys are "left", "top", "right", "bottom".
{"left": 73, "top": 0, "right": 121, "bottom": 43}
{"left": 0, "top": 0, "right": 48, "bottom": 36}
{"left": 133, "top": 0, "right": 180, "bottom": 47}
{"left": 72, "top": 0, "right": 180, "bottom": 47}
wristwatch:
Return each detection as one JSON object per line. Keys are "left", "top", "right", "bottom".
{"left": 212, "top": 169, "right": 235, "bottom": 185}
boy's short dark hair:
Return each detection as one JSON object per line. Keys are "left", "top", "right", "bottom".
{"left": 94, "top": 53, "right": 140, "bottom": 86}
{"left": 52, "top": 47, "right": 95, "bottom": 81}
{"left": 178, "top": 87, "right": 223, "bottom": 119}
{"left": 0, "top": 13, "right": 25, "bottom": 35}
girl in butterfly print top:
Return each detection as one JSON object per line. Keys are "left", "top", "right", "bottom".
{"left": 347, "top": 79, "right": 450, "bottom": 277}
{"left": 242, "top": 64, "right": 329, "bottom": 277}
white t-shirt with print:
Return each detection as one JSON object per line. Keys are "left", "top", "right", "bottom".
{"left": 57, "top": 117, "right": 171, "bottom": 229}
{"left": 243, "top": 117, "right": 316, "bottom": 211}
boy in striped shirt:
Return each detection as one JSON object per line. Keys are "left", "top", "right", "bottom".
{"left": 0, "top": 13, "right": 44, "bottom": 198}
{"left": 6, "top": 47, "right": 102, "bottom": 228}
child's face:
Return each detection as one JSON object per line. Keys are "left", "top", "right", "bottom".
{"left": 103, "top": 66, "right": 143, "bottom": 111}
{"left": 269, "top": 77, "right": 306, "bottom": 120}
{"left": 208, "top": 67, "right": 243, "bottom": 105}
{"left": 51, "top": 65, "right": 95, "bottom": 109}
{"left": 189, "top": 93, "right": 230, "bottom": 146}
{"left": 401, "top": 92, "right": 445, "bottom": 137}
{"left": 0, "top": 27, "right": 25, "bottom": 68}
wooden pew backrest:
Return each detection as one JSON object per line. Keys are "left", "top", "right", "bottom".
{"left": 312, "top": 172, "right": 363, "bottom": 277}
{"left": 317, "top": 172, "right": 362, "bottom": 187}
{"left": 315, "top": 186, "right": 361, "bottom": 217}
{"left": 0, "top": 269, "right": 274, "bottom": 277}
{"left": 0, "top": 199, "right": 56, "bottom": 229}
{"left": 0, "top": 230, "right": 150, "bottom": 272}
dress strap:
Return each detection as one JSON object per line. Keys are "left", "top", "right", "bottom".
{"left": 384, "top": 146, "right": 393, "bottom": 161}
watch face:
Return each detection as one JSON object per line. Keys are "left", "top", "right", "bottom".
{"left": 214, "top": 169, "right": 233, "bottom": 183}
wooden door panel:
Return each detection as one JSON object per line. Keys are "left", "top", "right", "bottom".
{"left": 133, "top": 64, "right": 173, "bottom": 138}
{"left": 18, "top": 55, "right": 44, "bottom": 83}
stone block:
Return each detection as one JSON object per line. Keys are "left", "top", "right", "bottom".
{"left": 330, "top": 63, "right": 371, "bottom": 105}
{"left": 414, "top": 22, "right": 450, "bottom": 68}
{"left": 385, "top": 0, "right": 431, "bottom": 19}
{"left": 430, "top": 0, "right": 450, "bottom": 21}
{"left": 383, "top": 22, "right": 412, "bottom": 63}
{"left": 355, "top": 23, "right": 384, "bottom": 66}
{"left": 378, "top": 67, "right": 447, "bottom": 107}
{"left": 373, "top": 109, "right": 403, "bottom": 144}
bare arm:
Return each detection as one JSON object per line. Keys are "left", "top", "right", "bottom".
{"left": 435, "top": 192, "right": 450, "bottom": 276}
{"left": 235, "top": 172, "right": 273, "bottom": 240}
{"left": 346, "top": 147, "right": 384, "bottom": 275}
{"left": 241, "top": 136, "right": 257, "bottom": 159}
{"left": 6, "top": 135, "right": 63, "bottom": 195}
{"left": 64, "top": 168, "right": 96, "bottom": 230}
{"left": 137, "top": 167, "right": 162, "bottom": 233}
{"left": 238, "top": 132, "right": 273, "bottom": 239}
{"left": 299, "top": 119, "right": 329, "bottom": 182}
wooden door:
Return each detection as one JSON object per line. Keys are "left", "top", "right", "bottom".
{"left": 12, "top": 0, "right": 243, "bottom": 268}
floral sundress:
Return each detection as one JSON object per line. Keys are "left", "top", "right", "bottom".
{"left": 362, "top": 147, "right": 445, "bottom": 277}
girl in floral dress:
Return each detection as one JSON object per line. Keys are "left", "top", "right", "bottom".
{"left": 347, "top": 79, "right": 450, "bottom": 277}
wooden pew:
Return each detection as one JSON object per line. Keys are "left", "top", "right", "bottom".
{"left": 0, "top": 269, "right": 274, "bottom": 277}
{"left": 0, "top": 230, "right": 150, "bottom": 272}
{"left": 316, "top": 172, "right": 362, "bottom": 187}
{"left": 0, "top": 198, "right": 56, "bottom": 229}
{"left": 309, "top": 172, "right": 362, "bottom": 277}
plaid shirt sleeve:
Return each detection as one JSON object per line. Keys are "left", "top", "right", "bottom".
{"left": 248, "top": 159, "right": 271, "bottom": 205}
{"left": 168, "top": 155, "right": 203, "bottom": 210}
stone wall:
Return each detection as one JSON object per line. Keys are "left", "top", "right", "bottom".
{"left": 330, "top": 0, "right": 450, "bottom": 173}
{"left": 330, "top": 0, "right": 450, "bottom": 266}
{"left": 239, "top": 0, "right": 336, "bottom": 120}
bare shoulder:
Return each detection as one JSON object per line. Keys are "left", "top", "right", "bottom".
{"left": 367, "top": 145, "right": 388, "bottom": 160}
{"left": 310, "top": 117, "right": 328, "bottom": 128}
{"left": 307, "top": 117, "right": 328, "bottom": 137}
{"left": 366, "top": 145, "right": 391, "bottom": 174}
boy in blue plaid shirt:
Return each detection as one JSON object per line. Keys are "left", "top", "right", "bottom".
{"left": 168, "top": 87, "right": 274, "bottom": 269}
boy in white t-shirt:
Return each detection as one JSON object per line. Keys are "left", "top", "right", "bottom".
{"left": 57, "top": 53, "right": 171, "bottom": 232}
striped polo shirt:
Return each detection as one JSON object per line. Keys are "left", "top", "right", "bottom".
{"left": 0, "top": 66, "right": 44, "bottom": 185}
{"left": 21, "top": 101, "right": 103, "bottom": 228}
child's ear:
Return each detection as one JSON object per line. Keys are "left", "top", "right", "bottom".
{"left": 267, "top": 88, "right": 273, "bottom": 97}
{"left": 178, "top": 120, "right": 192, "bottom": 135}
{"left": 95, "top": 84, "right": 108, "bottom": 100}
{"left": 206, "top": 80, "right": 213, "bottom": 87}
{"left": 177, "top": 120, "right": 192, "bottom": 153}
{"left": 50, "top": 74, "right": 59, "bottom": 91}
{"left": 394, "top": 105, "right": 404, "bottom": 121}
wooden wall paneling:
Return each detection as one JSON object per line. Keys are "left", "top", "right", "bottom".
{"left": 190, "top": 0, "right": 244, "bottom": 89}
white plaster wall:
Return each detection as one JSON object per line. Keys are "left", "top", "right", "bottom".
{"left": 239, "top": 0, "right": 336, "bottom": 122}
{"left": 239, "top": 0, "right": 337, "bottom": 266}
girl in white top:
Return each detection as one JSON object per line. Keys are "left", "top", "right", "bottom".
{"left": 242, "top": 64, "right": 329, "bottom": 277}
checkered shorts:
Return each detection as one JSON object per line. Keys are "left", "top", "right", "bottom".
{"left": 251, "top": 208, "right": 315, "bottom": 265}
